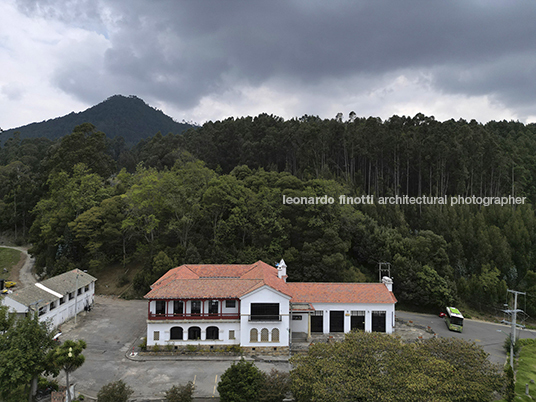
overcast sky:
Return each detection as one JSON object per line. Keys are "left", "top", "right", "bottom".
{"left": 2, "top": 0, "right": 536, "bottom": 130}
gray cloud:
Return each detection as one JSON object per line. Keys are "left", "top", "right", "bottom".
{"left": 17, "top": 0, "right": 536, "bottom": 120}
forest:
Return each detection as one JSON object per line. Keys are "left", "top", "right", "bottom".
{"left": 1, "top": 113, "right": 536, "bottom": 317}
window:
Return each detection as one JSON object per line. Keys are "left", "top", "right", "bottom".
{"left": 209, "top": 301, "right": 219, "bottom": 315}
{"left": 272, "top": 328, "right": 279, "bottom": 342}
{"left": 170, "top": 327, "right": 183, "bottom": 340}
{"left": 226, "top": 300, "right": 236, "bottom": 308}
{"left": 69, "top": 292, "right": 75, "bottom": 300}
{"left": 154, "top": 331, "right": 160, "bottom": 341}
{"left": 250, "top": 328, "right": 258, "bottom": 343}
{"left": 229, "top": 330, "right": 235, "bottom": 340}
{"left": 188, "top": 327, "right": 201, "bottom": 340}
{"left": 155, "top": 300, "right": 166, "bottom": 315}
{"left": 250, "top": 303, "right": 280, "bottom": 321}
{"left": 38, "top": 306, "right": 46, "bottom": 316}
{"left": 84, "top": 285, "right": 89, "bottom": 292}
{"left": 59, "top": 297, "right": 65, "bottom": 305}
{"left": 261, "top": 328, "right": 269, "bottom": 342}
{"left": 173, "top": 301, "right": 184, "bottom": 315}
{"left": 50, "top": 301, "right": 56, "bottom": 311}
{"left": 77, "top": 288, "right": 83, "bottom": 295}
{"left": 206, "top": 326, "right": 219, "bottom": 340}
{"left": 191, "top": 301, "right": 201, "bottom": 315}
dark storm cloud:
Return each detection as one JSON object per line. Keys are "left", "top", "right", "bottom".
{"left": 17, "top": 0, "right": 536, "bottom": 116}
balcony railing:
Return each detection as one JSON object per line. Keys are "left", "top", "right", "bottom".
{"left": 248, "top": 315, "right": 281, "bottom": 322}
{"left": 148, "top": 312, "right": 240, "bottom": 321}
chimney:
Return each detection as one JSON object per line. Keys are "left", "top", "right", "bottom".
{"left": 382, "top": 276, "right": 393, "bottom": 292}
{"left": 277, "top": 259, "right": 287, "bottom": 282}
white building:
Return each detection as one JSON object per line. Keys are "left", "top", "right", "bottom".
{"left": 144, "top": 260, "right": 396, "bottom": 353}
{"left": 1, "top": 269, "right": 96, "bottom": 329}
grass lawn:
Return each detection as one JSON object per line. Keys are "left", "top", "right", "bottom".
{"left": 0, "top": 247, "right": 22, "bottom": 280}
{"left": 515, "top": 341, "right": 536, "bottom": 401}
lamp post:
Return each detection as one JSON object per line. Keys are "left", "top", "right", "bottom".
{"left": 74, "top": 271, "right": 79, "bottom": 325}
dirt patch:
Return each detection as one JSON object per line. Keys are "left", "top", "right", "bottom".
{"left": 94, "top": 262, "right": 143, "bottom": 296}
{"left": 395, "top": 318, "right": 436, "bottom": 342}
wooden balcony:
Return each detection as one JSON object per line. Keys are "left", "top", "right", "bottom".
{"left": 148, "top": 312, "right": 240, "bottom": 321}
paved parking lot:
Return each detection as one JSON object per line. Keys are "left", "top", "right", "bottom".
{"left": 60, "top": 295, "right": 289, "bottom": 400}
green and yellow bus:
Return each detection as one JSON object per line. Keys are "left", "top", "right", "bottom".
{"left": 445, "top": 307, "right": 464, "bottom": 332}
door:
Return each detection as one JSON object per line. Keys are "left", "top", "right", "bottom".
{"left": 350, "top": 311, "right": 365, "bottom": 331}
{"left": 311, "top": 314, "right": 323, "bottom": 333}
{"left": 329, "top": 311, "right": 344, "bottom": 332}
{"left": 372, "top": 311, "right": 386, "bottom": 332}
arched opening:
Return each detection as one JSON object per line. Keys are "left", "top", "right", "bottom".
{"left": 206, "top": 326, "right": 219, "bottom": 340}
{"left": 188, "top": 326, "right": 201, "bottom": 340}
{"left": 272, "top": 328, "right": 279, "bottom": 342}
{"left": 250, "top": 328, "right": 258, "bottom": 343}
{"left": 261, "top": 328, "right": 269, "bottom": 342}
{"left": 170, "top": 326, "right": 183, "bottom": 340}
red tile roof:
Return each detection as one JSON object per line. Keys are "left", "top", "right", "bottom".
{"left": 145, "top": 261, "right": 396, "bottom": 305}
{"left": 287, "top": 282, "right": 397, "bottom": 304}
{"left": 145, "top": 261, "right": 292, "bottom": 299}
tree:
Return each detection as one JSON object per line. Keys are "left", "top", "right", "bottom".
{"left": 44, "top": 123, "right": 116, "bottom": 178}
{"left": 217, "top": 358, "right": 265, "bottom": 402}
{"left": 0, "top": 306, "right": 57, "bottom": 402}
{"left": 164, "top": 381, "right": 195, "bottom": 402}
{"left": 52, "top": 339, "right": 86, "bottom": 402}
{"left": 290, "top": 331, "right": 504, "bottom": 402}
{"left": 97, "top": 380, "right": 134, "bottom": 402}
{"left": 259, "top": 369, "right": 291, "bottom": 402}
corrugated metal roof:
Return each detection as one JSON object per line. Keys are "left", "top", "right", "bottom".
{"left": 5, "top": 269, "right": 96, "bottom": 308}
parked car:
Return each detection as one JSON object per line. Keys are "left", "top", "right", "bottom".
{"left": 439, "top": 312, "right": 446, "bottom": 318}
{"left": 4, "top": 281, "right": 16, "bottom": 288}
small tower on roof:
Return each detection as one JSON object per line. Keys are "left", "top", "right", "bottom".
{"left": 276, "top": 259, "right": 287, "bottom": 282}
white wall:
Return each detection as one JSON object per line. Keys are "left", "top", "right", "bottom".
{"left": 2, "top": 282, "right": 96, "bottom": 329}
{"left": 240, "top": 286, "right": 290, "bottom": 347}
{"left": 289, "top": 313, "right": 308, "bottom": 334}
{"left": 146, "top": 321, "right": 241, "bottom": 346}
{"left": 290, "top": 302, "right": 395, "bottom": 335}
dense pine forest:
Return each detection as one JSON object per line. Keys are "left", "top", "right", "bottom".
{"left": 1, "top": 113, "right": 536, "bottom": 317}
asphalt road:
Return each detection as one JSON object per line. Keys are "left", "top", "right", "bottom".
{"left": 59, "top": 296, "right": 289, "bottom": 400}
{"left": 396, "top": 310, "right": 536, "bottom": 365}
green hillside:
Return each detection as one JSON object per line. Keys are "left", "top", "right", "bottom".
{"left": 1, "top": 95, "right": 194, "bottom": 145}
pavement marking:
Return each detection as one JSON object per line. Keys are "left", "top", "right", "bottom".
{"left": 213, "top": 375, "right": 218, "bottom": 396}
{"left": 193, "top": 374, "right": 196, "bottom": 385}
{"left": 475, "top": 339, "right": 481, "bottom": 342}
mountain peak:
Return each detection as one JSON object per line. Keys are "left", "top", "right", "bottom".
{"left": 2, "top": 95, "right": 193, "bottom": 144}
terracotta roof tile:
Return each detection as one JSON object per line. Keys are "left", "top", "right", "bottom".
{"left": 287, "top": 282, "right": 397, "bottom": 304}
{"left": 145, "top": 261, "right": 396, "bottom": 305}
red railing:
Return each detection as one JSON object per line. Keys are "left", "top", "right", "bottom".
{"left": 148, "top": 312, "right": 240, "bottom": 321}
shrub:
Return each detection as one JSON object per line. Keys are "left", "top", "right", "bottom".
{"left": 503, "top": 333, "right": 520, "bottom": 356}
{"left": 260, "top": 369, "right": 291, "bottom": 402}
{"left": 164, "top": 382, "right": 195, "bottom": 402}
{"left": 186, "top": 344, "right": 198, "bottom": 352}
{"left": 153, "top": 343, "right": 160, "bottom": 352}
{"left": 217, "top": 358, "right": 265, "bottom": 402}
{"left": 97, "top": 380, "right": 134, "bottom": 402}
{"left": 138, "top": 336, "right": 147, "bottom": 351}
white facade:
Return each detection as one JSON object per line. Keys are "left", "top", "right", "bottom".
{"left": 239, "top": 286, "right": 290, "bottom": 348}
{"left": 1, "top": 270, "right": 96, "bottom": 329}
{"left": 144, "top": 261, "right": 397, "bottom": 349}
{"left": 298, "top": 302, "right": 395, "bottom": 335}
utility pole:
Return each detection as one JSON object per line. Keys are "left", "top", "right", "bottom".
{"left": 502, "top": 289, "right": 526, "bottom": 370}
